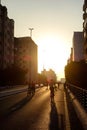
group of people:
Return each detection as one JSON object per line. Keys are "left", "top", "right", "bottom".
{"left": 27, "top": 79, "right": 65, "bottom": 102}
{"left": 49, "top": 79, "right": 63, "bottom": 102}
{"left": 27, "top": 79, "right": 56, "bottom": 101}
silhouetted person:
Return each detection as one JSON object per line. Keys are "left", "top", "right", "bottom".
{"left": 27, "top": 82, "right": 31, "bottom": 97}
{"left": 57, "top": 81, "right": 60, "bottom": 89}
{"left": 31, "top": 81, "right": 35, "bottom": 94}
{"left": 27, "top": 81, "right": 35, "bottom": 96}
{"left": 49, "top": 79, "right": 55, "bottom": 102}
{"left": 63, "top": 81, "right": 66, "bottom": 89}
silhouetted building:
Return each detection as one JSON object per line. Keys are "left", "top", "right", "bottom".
{"left": 65, "top": 1, "right": 87, "bottom": 88}
{"left": 14, "top": 37, "right": 38, "bottom": 83}
{"left": 83, "top": 0, "right": 87, "bottom": 60}
{"left": 0, "top": 4, "right": 14, "bottom": 69}
{"left": 68, "top": 47, "right": 73, "bottom": 63}
{"left": 72, "top": 32, "right": 84, "bottom": 61}
{"left": 41, "top": 69, "right": 57, "bottom": 82}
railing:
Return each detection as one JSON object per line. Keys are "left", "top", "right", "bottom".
{"left": 65, "top": 83, "right": 87, "bottom": 130}
{"left": 0, "top": 85, "right": 40, "bottom": 100}
{"left": 0, "top": 87, "right": 28, "bottom": 100}
{"left": 66, "top": 83, "right": 87, "bottom": 112}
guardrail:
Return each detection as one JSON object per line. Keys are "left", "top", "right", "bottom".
{"left": 0, "top": 85, "right": 41, "bottom": 100}
{"left": 66, "top": 83, "right": 87, "bottom": 112}
{"left": 65, "top": 84, "right": 87, "bottom": 130}
{"left": 0, "top": 87, "right": 28, "bottom": 100}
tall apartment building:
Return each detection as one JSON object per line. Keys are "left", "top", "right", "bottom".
{"left": 83, "top": 0, "right": 87, "bottom": 60}
{"left": 14, "top": 37, "right": 38, "bottom": 83}
{"left": 72, "top": 32, "right": 84, "bottom": 61}
{"left": 0, "top": 4, "right": 14, "bottom": 69}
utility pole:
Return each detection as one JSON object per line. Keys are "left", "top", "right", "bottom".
{"left": 27, "top": 28, "right": 34, "bottom": 93}
{"left": 29, "top": 28, "right": 34, "bottom": 38}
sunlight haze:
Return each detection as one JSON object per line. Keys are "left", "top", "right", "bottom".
{"left": 2, "top": 0, "right": 83, "bottom": 79}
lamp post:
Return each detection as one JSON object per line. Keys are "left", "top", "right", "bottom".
{"left": 28, "top": 28, "right": 34, "bottom": 93}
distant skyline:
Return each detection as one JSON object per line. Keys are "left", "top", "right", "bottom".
{"left": 2, "top": 0, "right": 83, "bottom": 79}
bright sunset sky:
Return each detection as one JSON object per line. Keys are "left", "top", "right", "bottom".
{"left": 2, "top": 0, "right": 83, "bottom": 80}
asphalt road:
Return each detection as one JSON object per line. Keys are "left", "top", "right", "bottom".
{"left": 0, "top": 86, "right": 65, "bottom": 130}
{"left": 0, "top": 85, "right": 85, "bottom": 130}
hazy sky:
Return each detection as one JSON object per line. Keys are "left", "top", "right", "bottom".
{"left": 2, "top": 0, "right": 83, "bottom": 79}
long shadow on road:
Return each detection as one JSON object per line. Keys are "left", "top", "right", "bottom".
{"left": 49, "top": 101, "right": 64, "bottom": 130}
{"left": 9, "top": 94, "right": 34, "bottom": 113}
{"left": 3, "top": 93, "right": 35, "bottom": 118}
{"left": 0, "top": 93, "right": 34, "bottom": 129}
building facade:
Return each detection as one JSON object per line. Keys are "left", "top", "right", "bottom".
{"left": 72, "top": 32, "right": 84, "bottom": 62}
{"left": 83, "top": 0, "right": 87, "bottom": 60}
{"left": 41, "top": 69, "right": 57, "bottom": 82}
{"left": 14, "top": 37, "right": 38, "bottom": 83}
{"left": 0, "top": 4, "right": 14, "bottom": 69}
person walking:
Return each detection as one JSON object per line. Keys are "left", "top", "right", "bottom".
{"left": 27, "top": 82, "right": 31, "bottom": 97}
{"left": 49, "top": 79, "right": 55, "bottom": 103}
{"left": 31, "top": 81, "right": 35, "bottom": 94}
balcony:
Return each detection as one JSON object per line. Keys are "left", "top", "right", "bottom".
{"left": 83, "top": 13, "right": 87, "bottom": 20}
{"left": 83, "top": 20, "right": 87, "bottom": 29}
{"left": 83, "top": 4, "right": 87, "bottom": 11}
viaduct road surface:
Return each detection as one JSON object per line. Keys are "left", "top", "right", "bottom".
{"left": 0, "top": 85, "right": 84, "bottom": 130}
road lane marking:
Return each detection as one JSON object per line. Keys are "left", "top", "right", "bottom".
{"left": 64, "top": 92, "right": 71, "bottom": 130}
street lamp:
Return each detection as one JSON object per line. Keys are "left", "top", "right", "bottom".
{"left": 27, "top": 28, "right": 34, "bottom": 95}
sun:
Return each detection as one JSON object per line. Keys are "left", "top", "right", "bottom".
{"left": 37, "top": 35, "right": 70, "bottom": 79}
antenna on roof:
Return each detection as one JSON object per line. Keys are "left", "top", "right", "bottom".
{"left": 29, "top": 28, "right": 34, "bottom": 38}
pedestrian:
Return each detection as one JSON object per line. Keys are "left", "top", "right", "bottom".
{"left": 57, "top": 81, "right": 60, "bottom": 89}
{"left": 49, "top": 79, "right": 55, "bottom": 103}
{"left": 31, "top": 81, "right": 35, "bottom": 94}
{"left": 27, "top": 82, "right": 31, "bottom": 97}
{"left": 63, "top": 81, "right": 66, "bottom": 89}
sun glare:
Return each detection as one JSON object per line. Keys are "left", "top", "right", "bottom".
{"left": 37, "top": 36, "right": 70, "bottom": 79}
